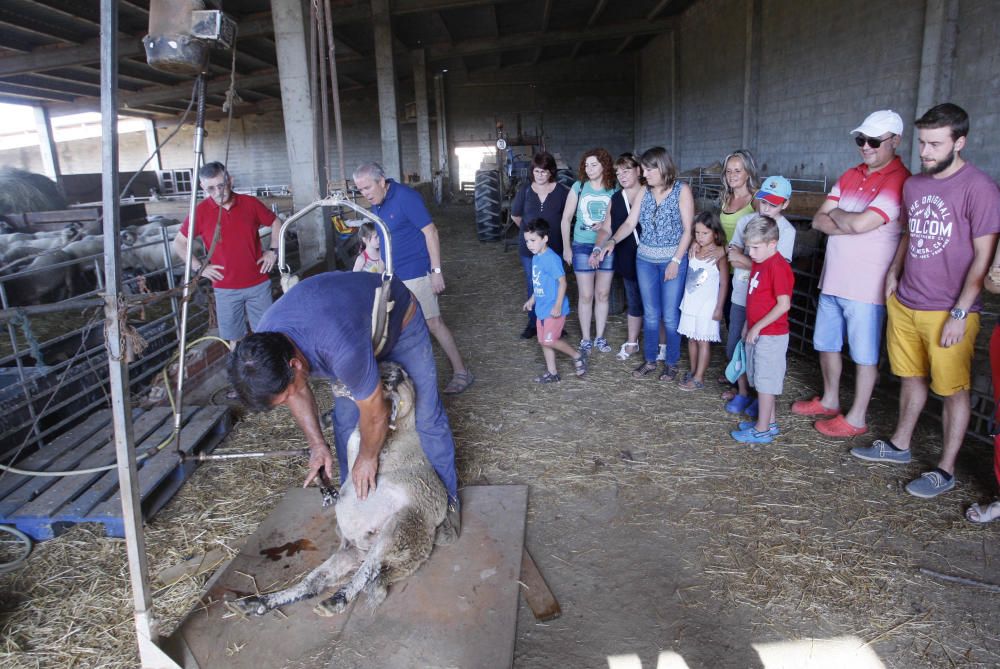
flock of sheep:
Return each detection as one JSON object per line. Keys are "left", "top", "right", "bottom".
{"left": 0, "top": 217, "right": 198, "bottom": 306}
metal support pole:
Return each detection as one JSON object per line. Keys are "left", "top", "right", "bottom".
{"left": 315, "top": 0, "right": 332, "bottom": 193}
{"left": 172, "top": 75, "right": 207, "bottom": 460}
{"left": 323, "top": 0, "right": 346, "bottom": 189}
{"left": 158, "top": 227, "right": 180, "bottom": 339}
{"left": 101, "top": 2, "right": 180, "bottom": 667}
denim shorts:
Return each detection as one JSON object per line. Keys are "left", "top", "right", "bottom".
{"left": 572, "top": 242, "right": 613, "bottom": 273}
{"left": 813, "top": 293, "right": 885, "bottom": 366}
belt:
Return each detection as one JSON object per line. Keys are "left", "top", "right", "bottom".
{"left": 401, "top": 300, "right": 417, "bottom": 329}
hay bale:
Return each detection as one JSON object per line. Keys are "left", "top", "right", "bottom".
{"left": 0, "top": 167, "right": 67, "bottom": 216}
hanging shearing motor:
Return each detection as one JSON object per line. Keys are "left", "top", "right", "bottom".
{"left": 143, "top": 0, "right": 237, "bottom": 75}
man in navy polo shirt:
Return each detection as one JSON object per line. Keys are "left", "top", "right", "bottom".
{"left": 228, "top": 272, "right": 461, "bottom": 540}
{"left": 353, "top": 162, "right": 473, "bottom": 394}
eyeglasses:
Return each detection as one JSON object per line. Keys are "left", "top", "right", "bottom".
{"left": 855, "top": 135, "right": 894, "bottom": 149}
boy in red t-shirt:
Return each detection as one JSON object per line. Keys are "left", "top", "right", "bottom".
{"left": 731, "top": 215, "right": 794, "bottom": 444}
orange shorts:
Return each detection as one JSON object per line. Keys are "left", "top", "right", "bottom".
{"left": 537, "top": 315, "right": 566, "bottom": 346}
{"left": 886, "top": 294, "right": 980, "bottom": 396}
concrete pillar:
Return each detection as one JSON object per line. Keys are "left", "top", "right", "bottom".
{"left": 143, "top": 119, "right": 163, "bottom": 192}
{"left": 33, "top": 106, "right": 61, "bottom": 184}
{"left": 372, "top": 0, "right": 401, "bottom": 181}
{"left": 272, "top": 0, "right": 330, "bottom": 270}
{"left": 434, "top": 72, "right": 450, "bottom": 187}
{"left": 740, "top": 0, "right": 761, "bottom": 151}
{"left": 910, "top": 0, "right": 959, "bottom": 171}
{"left": 669, "top": 30, "right": 678, "bottom": 163}
{"left": 412, "top": 49, "right": 432, "bottom": 182}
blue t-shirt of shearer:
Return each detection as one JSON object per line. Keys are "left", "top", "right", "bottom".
{"left": 256, "top": 272, "right": 412, "bottom": 401}
{"left": 369, "top": 180, "right": 433, "bottom": 281}
{"left": 531, "top": 248, "right": 570, "bottom": 320}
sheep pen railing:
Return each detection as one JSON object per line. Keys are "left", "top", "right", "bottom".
{"left": 0, "top": 225, "right": 300, "bottom": 464}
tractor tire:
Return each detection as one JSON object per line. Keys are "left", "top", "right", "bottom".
{"left": 474, "top": 170, "right": 502, "bottom": 242}
{"left": 556, "top": 168, "right": 576, "bottom": 189}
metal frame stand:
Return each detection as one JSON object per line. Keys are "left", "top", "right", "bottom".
{"left": 101, "top": 1, "right": 183, "bottom": 666}
{"left": 172, "top": 74, "right": 207, "bottom": 460}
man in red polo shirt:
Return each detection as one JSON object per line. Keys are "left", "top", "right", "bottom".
{"left": 795, "top": 110, "right": 910, "bottom": 437}
{"left": 173, "top": 162, "right": 281, "bottom": 384}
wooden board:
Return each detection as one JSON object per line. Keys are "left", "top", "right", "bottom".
{"left": 166, "top": 485, "right": 528, "bottom": 669}
{"left": 520, "top": 549, "right": 561, "bottom": 621}
{"left": 0, "top": 405, "right": 229, "bottom": 540}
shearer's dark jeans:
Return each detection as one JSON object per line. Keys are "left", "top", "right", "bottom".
{"left": 331, "top": 304, "right": 459, "bottom": 504}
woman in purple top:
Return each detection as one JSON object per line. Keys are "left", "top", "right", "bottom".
{"left": 511, "top": 152, "right": 570, "bottom": 339}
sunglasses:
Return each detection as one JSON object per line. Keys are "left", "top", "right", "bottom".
{"left": 855, "top": 135, "right": 894, "bottom": 149}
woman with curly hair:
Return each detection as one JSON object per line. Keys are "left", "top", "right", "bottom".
{"left": 559, "top": 148, "right": 619, "bottom": 355}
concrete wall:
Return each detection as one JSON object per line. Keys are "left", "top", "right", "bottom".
{"left": 951, "top": 0, "right": 1000, "bottom": 179}
{"left": 636, "top": 0, "right": 1000, "bottom": 184}
{"left": 676, "top": 0, "right": 747, "bottom": 171}
{"left": 0, "top": 91, "right": 439, "bottom": 200}
{"left": 0, "top": 131, "right": 151, "bottom": 178}
{"left": 445, "top": 55, "right": 636, "bottom": 179}
{"left": 6, "top": 0, "right": 1000, "bottom": 196}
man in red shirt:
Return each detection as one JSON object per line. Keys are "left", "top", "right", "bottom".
{"left": 173, "top": 163, "right": 281, "bottom": 398}
{"left": 730, "top": 213, "right": 794, "bottom": 444}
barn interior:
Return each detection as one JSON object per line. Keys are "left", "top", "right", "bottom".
{"left": 1, "top": 1, "right": 999, "bottom": 668}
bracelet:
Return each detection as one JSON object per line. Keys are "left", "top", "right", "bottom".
{"left": 670, "top": 257, "right": 681, "bottom": 265}
{"left": 592, "top": 247, "right": 602, "bottom": 256}
{"left": 269, "top": 247, "right": 278, "bottom": 252}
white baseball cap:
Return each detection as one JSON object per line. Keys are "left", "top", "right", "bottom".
{"left": 851, "top": 110, "right": 904, "bottom": 137}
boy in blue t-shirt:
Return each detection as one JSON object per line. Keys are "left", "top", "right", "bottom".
{"left": 522, "top": 220, "right": 588, "bottom": 383}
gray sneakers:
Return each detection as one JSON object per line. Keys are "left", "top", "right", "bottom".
{"left": 850, "top": 439, "right": 911, "bottom": 464}
{"left": 905, "top": 470, "right": 956, "bottom": 498}
{"left": 851, "top": 440, "right": 956, "bottom": 498}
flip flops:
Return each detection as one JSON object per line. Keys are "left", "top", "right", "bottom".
{"left": 966, "top": 501, "right": 1000, "bottom": 524}
{"left": 677, "top": 377, "right": 705, "bottom": 392}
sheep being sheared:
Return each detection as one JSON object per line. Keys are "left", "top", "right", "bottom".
{"left": 235, "top": 363, "right": 454, "bottom": 617}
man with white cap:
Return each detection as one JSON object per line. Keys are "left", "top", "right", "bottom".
{"left": 794, "top": 110, "right": 910, "bottom": 438}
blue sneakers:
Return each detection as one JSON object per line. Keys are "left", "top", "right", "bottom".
{"left": 725, "top": 394, "right": 753, "bottom": 414}
{"left": 730, "top": 426, "right": 773, "bottom": 443}
{"left": 738, "top": 420, "right": 779, "bottom": 436}
{"left": 850, "top": 439, "right": 911, "bottom": 464}
{"left": 905, "top": 470, "right": 955, "bottom": 498}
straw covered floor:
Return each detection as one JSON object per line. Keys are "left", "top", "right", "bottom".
{"left": 1, "top": 204, "right": 999, "bottom": 668}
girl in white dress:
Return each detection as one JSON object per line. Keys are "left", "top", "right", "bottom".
{"left": 678, "top": 212, "right": 729, "bottom": 390}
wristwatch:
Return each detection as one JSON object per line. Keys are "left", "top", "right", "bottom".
{"left": 670, "top": 257, "right": 682, "bottom": 265}
{"left": 268, "top": 247, "right": 278, "bottom": 253}
{"left": 431, "top": 267, "right": 442, "bottom": 274}
{"left": 949, "top": 307, "right": 968, "bottom": 320}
